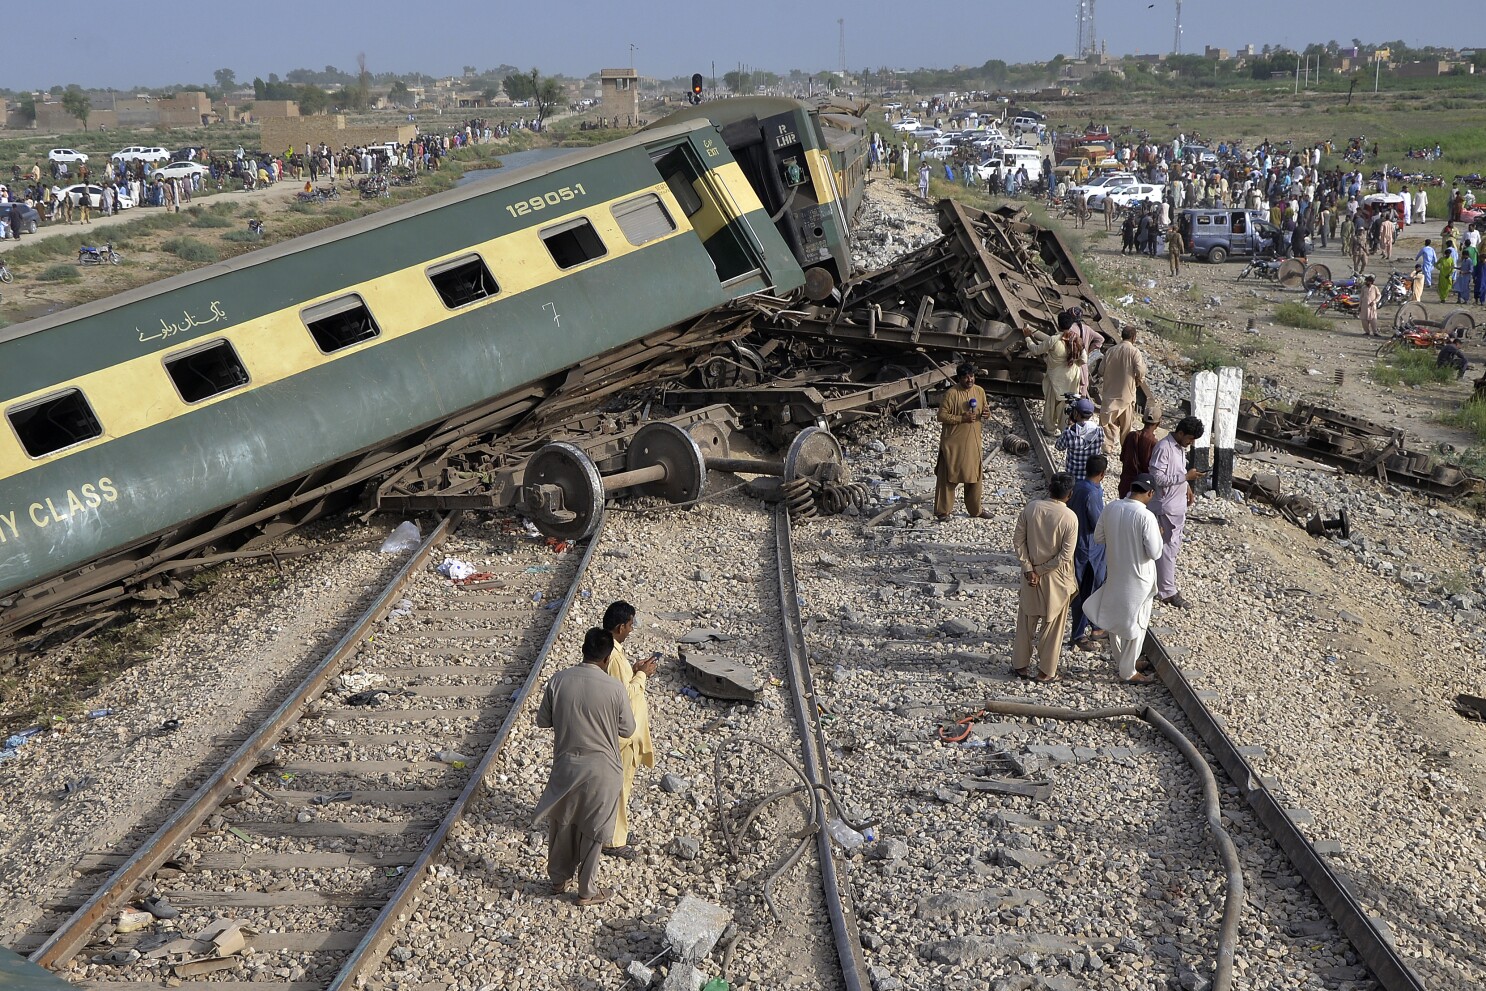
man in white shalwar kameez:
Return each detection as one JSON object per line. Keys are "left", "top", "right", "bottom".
{"left": 1084, "top": 474, "right": 1163, "bottom": 684}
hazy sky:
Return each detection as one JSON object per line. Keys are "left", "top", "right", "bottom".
{"left": 8, "top": 0, "right": 1480, "bottom": 91}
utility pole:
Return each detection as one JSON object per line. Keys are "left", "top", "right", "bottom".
{"left": 1374, "top": 53, "right": 1381, "bottom": 93}
{"left": 1294, "top": 55, "right": 1300, "bottom": 95}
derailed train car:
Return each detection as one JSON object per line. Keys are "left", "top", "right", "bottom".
{"left": 648, "top": 97, "right": 867, "bottom": 301}
{"left": 0, "top": 120, "right": 810, "bottom": 648}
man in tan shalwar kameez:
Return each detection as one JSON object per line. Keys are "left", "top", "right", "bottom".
{"left": 533, "top": 628, "right": 634, "bottom": 905}
{"left": 601, "top": 601, "right": 655, "bottom": 855}
{"left": 1012, "top": 473, "right": 1080, "bottom": 682}
{"left": 1099, "top": 325, "right": 1150, "bottom": 453}
{"left": 934, "top": 362, "right": 989, "bottom": 520}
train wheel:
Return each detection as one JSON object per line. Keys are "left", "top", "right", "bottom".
{"left": 1277, "top": 259, "right": 1305, "bottom": 288}
{"left": 1394, "top": 301, "right": 1427, "bottom": 331}
{"left": 1441, "top": 309, "right": 1477, "bottom": 339}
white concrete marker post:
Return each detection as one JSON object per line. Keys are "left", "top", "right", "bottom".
{"left": 1190, "top": 370, "right": 1217, "bottom": 496}
{"left": 1213, "top": 366, "right": 1243, "bottom": 497}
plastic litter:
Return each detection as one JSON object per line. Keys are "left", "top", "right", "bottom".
{"left": 437, "top": 557, "right": 476, "bottom": 581}
{"left": 825, "top": 817, "right": 866, "bottom": 851}
{"left": 378, "top": 521, "right": 422, "bottom": 554}
{"left": 434, "top": 750, "right": 475, "bottom": 768}
{"left": 87, "top": 708, "right": 115, "bottom": 719}
{"left": 386, "top": 598, "right": 414, "bottom": 622}
{"left": 1117, "top": 294, "right": 1136, "bottom": 305}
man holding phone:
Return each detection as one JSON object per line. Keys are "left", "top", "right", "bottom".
{"left": 1147, "top": 415, "right": 1206, "bottom": 610}
{"left": 600, "top": 601, "right": 656, "bottom": 857}
{"left": 934, "top": 361, "right": 990, "bottom": 520}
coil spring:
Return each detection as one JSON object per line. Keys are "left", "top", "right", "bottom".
{"left": 782, "top": 477, "right": 818, "bottom": 521}
{"left": 782, "top": 477, "right": 869, "bottom": 520}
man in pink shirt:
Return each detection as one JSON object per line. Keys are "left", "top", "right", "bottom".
{"left": 1146, "top": 415, "right": 1207, "bottom": 609}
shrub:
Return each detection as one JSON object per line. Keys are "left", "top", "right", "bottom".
{"left": 1273, "top": 302, "right": 1328, "bottom": 331}
{"left": 161, "top": 236, "right": 219, "bottom": 263}
{"left": 187, "top": 210, "right": 232, "bottom": 228}
{"left": 37, "top": 264, "right": 80, "bottom": 282}
{"left": 221, "top": 229, "right": 262, "bottom": 243}
{"left": 1443, "top": 398, "right": 1486, "bottom": 443}
{"left": 1372, "top": 348, "right": 1456, "bottom": 387}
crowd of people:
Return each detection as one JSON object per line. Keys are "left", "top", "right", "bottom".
{"left": 936, "top": 310, "right": 1205, "bottom": 686}
{"left": 0, "top": 117, "right": 514, "bottom": 235}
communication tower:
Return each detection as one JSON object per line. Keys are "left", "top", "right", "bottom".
{"left": 1173, "top": 0, "right": 1183, "bottom": 54}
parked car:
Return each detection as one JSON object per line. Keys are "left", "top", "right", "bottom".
{"left": 1178, "top": 208, "right": 1284, "bottom": 262}
{"left": 890, "top": 118, "right": 921, "bottom": 132}
{"left": 47, "top": 148, "right": 88, "bottom": 164}
{"left": 1089, "top": 183, "right": 1164, "bottom": 210}
{"left": 152, "top": 161, "right": 210, "bottom": 182}
{"left": 59, "top": 183, "right": 137, "bottom": 210}
{"left": 1, "top": 201, "right": 40, "bottom": 236}
{"left": 171, "top": 146, "right": 204, "bottom": 163}
{"left": 1067, "top": 173, "right": 1137, "bottom": 200}
{"left": 111, "top": 146, "right": 170, "bottom": 164}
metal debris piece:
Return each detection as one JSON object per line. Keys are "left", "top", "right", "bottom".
{"left": 678, "top": 649, "right": 763, "bottom": 702}
{"left": 1237, "top": 401, "right": 1481, "bottom": 499}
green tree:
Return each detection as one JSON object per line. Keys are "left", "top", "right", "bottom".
{"left": 503, "top": 72, "right": 536, "bottom": 102}
{"left": 722, "top": 70, "right": 752, "bottom": 93}
{"left": 298, "top": 85, "right": 329, "bottom": 115}
{"left": 532, "top": 72, "right": 564, "bottom": 126}
{"left": 214, "top": 68, "right": 237, "bottom": 92}
{"left": 17, "top": 92, "right": 35, "bottom": 123}
{"left": 981, "top": 59, "right": 1009, "bottom": 84}
{"left": 61, "top": 85, "right": 91, "bottom": 130}
{"left": 388, "top": 80, "right": 412, "bottom": 107}
{"left": 482, "top": 86, "right": 500, "bottom": 106}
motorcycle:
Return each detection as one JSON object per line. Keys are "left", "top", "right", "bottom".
{"left": 78, "top": 242, "right": 121, "bottom": 266}
{"left": 1237, "top": 254, "right": 1283, "bottom": 281}
{"left": 0, "top": 259, "right": 12, "bottom": 284}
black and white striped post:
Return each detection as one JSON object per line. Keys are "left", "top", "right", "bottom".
{"left": 1188, "top": 367, "right": 1243, "bottom": 498}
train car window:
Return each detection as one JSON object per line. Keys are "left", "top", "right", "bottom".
{"left": 427, "top": 255, "right": 500, "bottom": 309}
{"left": 164, "top": 339, "right": 250, "bottom": 404}
{"left": 302, "top": 294, "right": 381, "bottom": 353}
{"left": 611, "top": 193, "right": 676, "bottom": 246}
{"left": 8, "top": 389, "right": 103, "bottom": 458}
{"left": 540, "top": 218, "right": 607, "bottom": 269}
{"left": 661, "top": 168, "right": 704, "bottom": 218}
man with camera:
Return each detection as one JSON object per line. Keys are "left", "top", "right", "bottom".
{"left": 1055, "top": 397, "right": 1104, "bottom": 480}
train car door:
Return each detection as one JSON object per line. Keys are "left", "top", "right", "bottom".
{"left": 652, "top": 142, "right": 770, "bottom": 291}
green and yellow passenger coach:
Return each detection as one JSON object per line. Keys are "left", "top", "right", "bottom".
{"left": 0, "top": 119, "right": 807, "bottom": 639}
{"left": 649, "top": 97, "right": 866, "bottom": 300}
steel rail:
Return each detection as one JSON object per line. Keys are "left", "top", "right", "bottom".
{"left": 31, "top": 514, "right": 459, "bottom": 970}
{"left": 1014, "top": 398, "right": 1426, "bottom": 991}
{"left": 773, "top": 505, "right": 871, "bottom": 991}
{"left": 328, "top": 510, "right": 607, "bottom": 989}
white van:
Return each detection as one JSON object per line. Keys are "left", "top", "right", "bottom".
{"left": 999, "top": 146, "right": 1046, "bottom": 185}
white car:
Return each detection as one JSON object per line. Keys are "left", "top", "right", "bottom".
{"left": 1092, "top": 184, "right": 1165, "bottom": 210}
{"left": 59, "top": 183, "right": 137, "bottom": 210}
{"left": 112, "top": 146, "right": 170, "bottom": 164}
{"left": 1067, "top": 173, "right": 1138, "bottom": 200}
{"left": 47, "top": 148, "right": 88, "bottom": 164}
{"left": 891, "top": 118, "right": 920, "bottom": 132}
{"left": 152, "top": 161, "right": 210, "bottom": 182}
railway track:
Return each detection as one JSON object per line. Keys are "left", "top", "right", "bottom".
{"left": 1012, "top": 397, "right": 1426, "bottom": 991}
{"left": 22, "top": 512, "right": 605, "bottom": 988}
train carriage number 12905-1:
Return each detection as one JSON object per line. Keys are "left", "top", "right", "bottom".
{"left": 505, "top": 183, "right": 587, "bottom": 218}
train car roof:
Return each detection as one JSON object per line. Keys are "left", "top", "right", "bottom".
{"left": 0, "top": 119, "right": 716, "bottom": 349}
{"left": 647, "top": 96, "right": 816, "bottom": 131}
